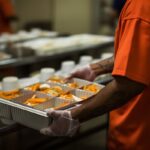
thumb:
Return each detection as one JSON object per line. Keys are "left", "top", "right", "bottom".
{"left": 64, "top": 75, "right": 72, "bottom": 82}
{"left": 47, "top": 110, "right": 61, "bottom": 120}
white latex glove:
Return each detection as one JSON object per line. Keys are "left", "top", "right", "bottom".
{"left": 68, "top": 65, "right": 96, "bottom": 81}
{"left": 40, "top": 109, "right": 80, "bottom": 137}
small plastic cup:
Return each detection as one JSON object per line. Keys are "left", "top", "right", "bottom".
{"left": 2, "top": 76, "right": 19, "bottom": 91}
{"left": 40, "top": 68, "right": 55, "bottom": 82}
{"left": 100, "top": 53, "right": 113, "bottom": 59}
{"left": 79, "top": 55, "right": 93, "bottom": 66}
{"left": 61, "top": 61, "right": 75, "bottom": 75}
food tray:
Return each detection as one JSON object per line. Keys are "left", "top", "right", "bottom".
{"left": 0, "top": 78, "right": 104, "bottom": 130}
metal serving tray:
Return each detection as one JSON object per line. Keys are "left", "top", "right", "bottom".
{"left": 0, "top": 78, "right": 104, "bottom": 130}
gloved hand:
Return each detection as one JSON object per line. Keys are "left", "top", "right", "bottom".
{"left": 40, "top": 109, "right": 80, "bottom": 137}
{"left": 68, "top": 65, "right": 96, "bottom": 81}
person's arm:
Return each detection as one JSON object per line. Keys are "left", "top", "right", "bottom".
{"left": 90, "top": 56, "right": 114, "bottom": 75}
{"left": 71, "top": 76, "right": 145, "bottom": 122}
{"left": 40, "top": 75, "right": 145, "bottom": 137}
{"left": 68, "top": 56, "right": 114, "bottom": 81}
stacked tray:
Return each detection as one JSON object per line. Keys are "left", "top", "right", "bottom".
{"left": 0, "top": 77, "right": 104, "bottom": 130}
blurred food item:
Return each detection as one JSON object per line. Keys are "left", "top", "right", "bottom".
{"left": 41, "top": 86, "right": 63, "bottom": 96}
{"left": 48, "top": 76, "right": 65, "bottom": 84}
{"left": 82, "top": 84, "right": 100, "bottom": 93}
{"left": 24, "top": 95, "right": 48, "bottom": 107}
{"left": 24, "top": 83, "right": 41, "bottom": 91}
{"left": 79, "top": 96, "right": 88, "bottom": 100}
{"left": 0, "top": 90, "right": 20, "bottom": 100}
{"left": 59, "top": 92, "right": 73, "bottom": 100}
{"left": 67, "top": 82, "right": 79, "bottom": 88}
{"left": 25, "top": 83, "right": 64, "bottom": 96}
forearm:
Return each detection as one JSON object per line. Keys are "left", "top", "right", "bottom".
{"left": 71, "top": 77, "right": 145, "bottom": 122}
{"left": 90, "top": 56, "right": 114, "bottom": 76}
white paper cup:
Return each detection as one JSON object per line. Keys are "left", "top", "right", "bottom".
{"left": 2, "top": 76, "right": 19, "bottom": 91}
{"left": 101, "top": 53, "right": 113, "bottom": 59}
{"left": 79, "top": 55, "right": 93, "bottom": 66}
{"left": 61, "top": 61, "right": 75, "bottom": 75}
{"left": 40, "top": 68, "right": 55, "bottom": 82}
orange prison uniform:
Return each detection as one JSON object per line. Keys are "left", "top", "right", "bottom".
{"left": 0, "top": 0, "right": 15, "bottom": 33}
{"left": 108, "top": 0, "right": 150, "bottom": 149}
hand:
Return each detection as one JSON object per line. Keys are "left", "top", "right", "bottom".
{"left": 67, "top": 65, "right": 96, "bottom": 81}
{"left": 40, "top": 109, "right": 80, "bottom": 137}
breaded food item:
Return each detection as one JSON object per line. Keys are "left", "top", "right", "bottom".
{"left": 0, "top": 90, "right": 20, "bottom": 100}
{"left": 41, "top": 86, "right": 63, "bottom": 96}
{"left": 24, "top": 83, "right": 41, "bottom": 91}
{"left": 82, "top": 84, "right": 100, "bottom": 93}
{"left": 67, "top": 82, "right": 79, "bottom": 88}
{"left": 79, "top": 96, "right": 88, "bottom": 100}
{"left": 59, "top": 92, "right": 73, "bottom": 100}
{"left": 48, "top": 76, "right": 65, "bottom": 84}
{"left": 24, "top": 95, "right": 48, "bottom": 107}
{"left": 25, "top": 83, "right": 64, "bottom": 96}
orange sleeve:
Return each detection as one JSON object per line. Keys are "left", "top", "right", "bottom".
{"left": 112, "top": 19, "right": 150, "bottom": 86}
{"left": 0, "top": 0, "right": 15, "bottom": 17}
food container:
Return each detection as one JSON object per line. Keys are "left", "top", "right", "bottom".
{"left": 0, "top": 78, "right": 104, "bottom": 130}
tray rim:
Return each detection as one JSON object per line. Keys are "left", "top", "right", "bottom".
{"left": 0, "top": 98, "right": 47, "bottom": 117}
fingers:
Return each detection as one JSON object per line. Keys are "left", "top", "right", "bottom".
{"left": 64, "top": 75, "right": 72, "bottom": 82}
{"left": 47, "top": 110, "right": 61, "bottom": 120}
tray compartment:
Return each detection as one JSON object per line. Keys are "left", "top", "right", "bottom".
{"left": 13, "top": 91, "right": 53, "bottom": 107}
{"left": 80, "top": 83, "right": 103, "bottom": 93}
{"left": 23, "top": 82, "right": 72, "bottom": 97}
{"left": 69, "top": 89, "right": 95, "bottom": 102}
{"left": 65, "top": 78, "right": 91, "bottom": 89}
{"left": 35, "top": 97, "right": 74, "bottom": 111}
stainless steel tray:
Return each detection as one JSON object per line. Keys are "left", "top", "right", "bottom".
{"left": 0, "top": 78, "right": 104, "bottom": 130}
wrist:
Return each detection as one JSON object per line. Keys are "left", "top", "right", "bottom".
{"left": 90, "top": 63, "right": 103, "bottom": 76}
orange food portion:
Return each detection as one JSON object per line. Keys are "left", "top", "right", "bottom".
{"left": 82, "top": 84, "right": 100, "bottom": 93}
{"left": 25, "top": 83, "right": 40, "bottom": 91}
{"left": 24, "top": 95, "right": 48, "bottom": 107}
{"left": 80, "top": 96, "right": 88, "bottom": 100}
{"left": 25, "top": 84, "right": 64, "bottom": 96}
{"left": 59, "top": 92, "right": 73, "bottom": 100}
{"left": 48, "top": 76, "right": 65, "bottom": 84}
{"left": 0, "top": 90, "right": 20, "bottom": 100}
{"left": 67, "top": 82, "right": 79, "bottom": 88}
